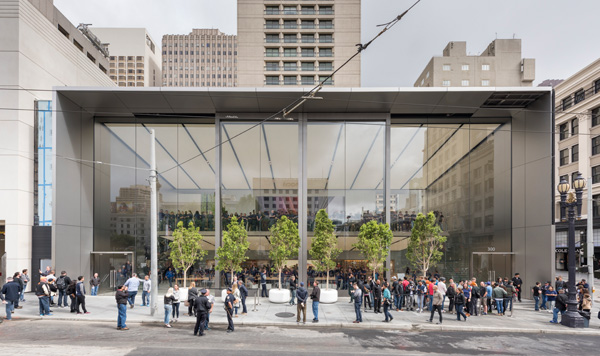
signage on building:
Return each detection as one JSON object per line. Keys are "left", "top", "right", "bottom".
{"left": 555, "top": 248, "right": 582, "bottom": 253}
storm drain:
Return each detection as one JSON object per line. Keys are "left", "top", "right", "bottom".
{"left": 275, "top": 312, "right": 295, "bottom": 318}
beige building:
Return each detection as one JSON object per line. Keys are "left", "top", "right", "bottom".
{"left": 554, "top": 58, "right": 600, "bottom": 270}
{"left": 162, "top": 29, "right": 237, "bottom": 87}
{"left": 91, "top": 28, "right": 161, "bottom": 87}
{"left": 237, "top": 0, "right": 360, "bottom": 87}
{"left": 414, "top": 39, "right": 535, "bottom": 88}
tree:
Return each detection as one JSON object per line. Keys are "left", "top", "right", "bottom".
{"left": 268, "top": 216, "right": 300, "bottom": 290}
{"left": 216, "top": 216, "right": 249, "bottom": 287}
{"left": 309, "top": 209, "right": 341, "bottom": 290}
{"left": 169, "top": 221, "right": 207, "bottom": 288}
{"left": 353, "top": 220, "right": 393, "bottom": 279}
{"left": 406, "top": 212, "right": 447, "bottom": 277}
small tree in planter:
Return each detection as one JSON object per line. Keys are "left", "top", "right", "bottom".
{"left": 169, "top": 221, "right": 207, "bottom": 288}
{"left": 216, "top": 216, "right": 249, "bottom": 290}
{"left": 353, "top": 220, "right": 393, "bottom": 279}
{"left": 309, "top": 209, "right": 341, "bottom": 291}
{"left": 406, "top": 212, "right": 446, "bottom": 277}
{"left": 269, "top": 216, "right": 300, "bottom": 293}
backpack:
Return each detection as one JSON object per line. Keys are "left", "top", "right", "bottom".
{"left": 57, "top": 276, "right": 67, "bottom": 290}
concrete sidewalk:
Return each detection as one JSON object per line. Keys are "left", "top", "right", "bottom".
{"left": 7, "top": 293, "right": 600, "bottom": 336}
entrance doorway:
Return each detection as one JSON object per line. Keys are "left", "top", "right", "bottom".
{"left": 91, "top": 252, "right": 134, "bottom": 294}
{"left": 470, "top": 252, "right": 514, "bottom": 283}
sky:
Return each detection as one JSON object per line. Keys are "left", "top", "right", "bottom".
{"left": 54, "top": 0, "right": 600, "bottom": 87}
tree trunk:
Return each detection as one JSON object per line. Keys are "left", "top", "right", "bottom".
{"left": 278, "top": 268, "right": 282, "bottom": 290}
{"left": 326, "top": 269, "right": 330, "bottom": 290}
{"left": 183, "top": 266, "right": 188, "bottom": 288}
{"left": 372, "top": 263, "right": 376, "bottom": 280}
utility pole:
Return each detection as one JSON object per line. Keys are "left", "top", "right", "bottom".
{"left": 588, "top": 178, "right": 594, "bottom": 301}
{"left": 150, "top": 129, "right": 158, "bottom": 316}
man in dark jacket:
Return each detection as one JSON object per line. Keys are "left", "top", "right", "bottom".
{"left": 310, "top": 281, "right": 320, "bottom": 322}
{"left": 115, "top": 285, "right": 129, "bottom": 330}
{"left": 11, "top": 272, "right": 23, "bottom": 309}
{"left": 35, "top": 276, "right": 52, "bottom": 316}
{"left": 1, "top": 277, "right": 22, "bottom": 320}
{"left": 446, "top": 283, "right": 456, "bottom": 313}
{"left": 550, "top": 289, "right": 568, "bottom": 324}
{"left": 289, "top": 275, "right": 297, "bottom": 306}
{"left": 238, "top": 280, "right": 248, "bottom": 315}
{"left": 56, "top": 271, "right": 72, "bottom": 308}
{"left": 512, "top": 273, "right": 523, "bottom": 302}
{"left": 373, "top": 279, "right": 382, "bottom": 313}
{"left": 296, "top": 282, "right": 308, "bottom": 323}
{"left": 391, "top": 277, "right": 401, "bottom": 311}
{"left": 194, "top": 289, "right": 212, "bottom": 336}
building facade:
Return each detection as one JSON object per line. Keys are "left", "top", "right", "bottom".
{"left": 91, "top": 28, "right": 161, "bottom": 87}
{"left": 53, "top": 87, "right": 553, "bottom": 297}
{"left": 237, "top": 0, "right": 360, "bottom": 87}
{"left": 161, "top": 29, "right": 237, "bottom": 87}
{"left": 0, "top": 0, "right": 115, "bottom": 286}
{"left": 414, "top": 39, "right": 535, "bottom": 88}
{"left": 554, "top": 58, "right": 600, "bottom": 272}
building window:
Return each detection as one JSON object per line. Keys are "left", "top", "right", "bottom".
{"left": 300, "top": 20, "right": 314, "bottom": 29}
{"left": 593, "top": 136, "right": 600, "bottom": 155}
{"left": 319, "top": 20, "right": 333, "bottom": 29}
{"left": 284, "top": 76, "right": 296, "bottom": 85}
{"left": 265, "top": 48, "right": 279, "bottom": 57}
{"left": 595, "top": 79, "right": 600, "bottom": 94}
{"left": 284, "top": 34, "right": 297, "bottom": 43}
{"left": 319, "top": 75, "right": 333, "bottom": 85}
{"left": 593, "top": 166, "right": 600, "bottom": 184}
{"left": 318, "top": 62, "right": 332, "bottom": 71}
{"left": 572, "top": 144, "right": 579, "bottom": 162}
{"left": 481, "top": 80, "right": 490, "bottom": 86}
{"left": 301, "top": 76, "right": 314, "bottom": 85}
{"left": 559, "top": 123, "right": 568, "bottom": 140}
{"left": 301, "top": 6, "right": 315, "bottom": 15}
{"left": 265, "top": 62, "right": 279, "bottom": 71}
{"left": 482, "top": 64, "right": 490, "bottom": 71}
{"left": 443, "top": 64, "right": 451, "bottom": 71}
{"left": 266, "top": 34, "right": 279, "bottom": 43}
{"left": 283, "top": 62, "right": 297, "bottom": 71}
{"left": 461, "top": 80, "right": 469, "bottom": 86}
{"left": 461, "top": 64, "right": 469, "bottom": 71}
{"left": 284, "top": 48, "right": 297, "bottom": 57}
{"left": 73, "top": 39, "right": 83, "bottom": 52}
{"left": 574, "top": 89, "right": 585, "bottom": 104}
{"left": 562, "top": 96, "right": 573, "bottom": 111}
{"left": 283, "top": 6, "right": 297, "bottom": 15}
{"left": 319, "top": 34, "right": 333, "bottom": 43}
{"left": 571, "top": 171, "right": 580, "bottom": 186}
{"left": 319, "top": 6, "right": 333, "bottom": 15}
{"left": 442, "top": 80, "right": 450, "bottom": 87}
{"left": 571, "top": 118, "right": 578, "bottom": 135}
{"left": 319, "top": 48, "right": 333, "bottom": 57}
{"left": 592, "top": 107, "right": 600, "bottom": 127}
{"left": 265, "top": 76, "right": 279, "bottom": 85}
{"left": 559, "top": 149, "right": 569, "bottom": 166}
{"left": 301, "top": 48, "right": 315, "bottom": 57}
{"left": 266, "top": 20, "right": 279, "bottom": 29}
{"left": 301, "top": 34, "right": 315, "bottom": 43}
{"left": 265, "top": 6, "right": 279, "bottom": 15}
{"left": 302, "top": 62, "right": 315, "bottom": 71}
{"left": 57, "top": 24, "right": 70, "bottom": 39}
{"left": 593, "top": 194, "right": 600, "bottom": 217}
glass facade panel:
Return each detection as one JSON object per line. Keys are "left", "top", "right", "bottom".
{"left": 36, "top": 101, "right": 53, "bottom": 226}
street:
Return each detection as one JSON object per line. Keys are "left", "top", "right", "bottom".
{"left": 0, "top": 319, "right": 598, "bottom": 355}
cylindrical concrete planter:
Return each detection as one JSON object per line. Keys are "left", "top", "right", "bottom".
{"left": 221, "top": 289, "right": 228, "bottom": 302}
{"left": 268, "top": 288, "right": 290, "bottom": 303}
{"left": 320, "top": 289, "right": 338, "bottom": 304}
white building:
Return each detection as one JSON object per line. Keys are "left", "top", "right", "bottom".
{"left": 91, "top": 28, "right": 162, "bottom": 87}
{"left": 0, "top": 0, "right": 115, "bottom": 286}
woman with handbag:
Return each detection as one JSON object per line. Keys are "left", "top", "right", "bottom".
{"left": 381, "top": 284, "right": 394, "bottom": 322}
{"left": 232, "top": 283, "right": 241, "bottom": 317}
{"left": 172, "top": 284, "right": 181, "bottom": 322}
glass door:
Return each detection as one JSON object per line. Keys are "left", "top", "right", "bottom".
{"left": 91, "top": 252, "right": 134, "bottom": 294}
{"left": 471, "top": 252, "right": 513, "bottom": 283}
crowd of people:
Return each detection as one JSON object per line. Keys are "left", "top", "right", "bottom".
{"left": 532, "top": 276, "right": 593, "bottom": 324}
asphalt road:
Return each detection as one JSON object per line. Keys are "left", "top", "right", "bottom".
{"left": 0, "top": 319, "right": 597, "bottom": 355}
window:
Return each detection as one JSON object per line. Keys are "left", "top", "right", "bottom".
{"left": 266, "top": 34, "right": 279, "bottom": 43}
{"left": 593, "top": 107, "right": 600, "bottom": 127}
{"left": 319, "top": 62, "right": 333, "bottom": 71}
{"left": 595, "top": 79, "right": 600, "bottom": 94}
{"left": 265, "top": 76, "right": 279, "bottom": 85}
{"left": 461, "top": 64, "right": 469, "bottom": 71}
{"left": 319, "top": 6, "right": 333, "bottom": 14}
{"left": 572, "top": 144, "right": 579, "bottom": 162}
{"left": 319, "top": 75, "right": 333, "bottom": 85}
{"left": 319, "top": 34, "right": 333, "bottom": 43}
{"left": 266, "top": 20, "right": 279, "bottom": 29}
{"left": 482, "top": 64, "right": 490, "bottom": 71}
{"left": 301, "top": 62, "right": 315, "bottom": 71}
{"left": 594, "top": 166, "right": 600, "bottom": 184}
{"left": 442, "top": 64, "right": 451, "bottom": 71}
{"left": 574, "top": 89, "right": 585, "bottom": 104}
{"left": 442, "top": 80, "right": 451, "bottom": 87}
{"left": 593, "top": 194, "right": 600, "bottom": 218}
{"left": 87, "top": 52, "right": 96, "bottom": 63}
{"left": 284, "top": 76, "right": 296, "bottom": 85}
{"left": 319, "top": 48, "right": 333, "bottom": 57}
{"left": 571, "top": 172, "right": 580, "bottom": 186}
{"left": 283, "top": 62, "right": 297, "bottom": 71}
{"left": 301, "top": 6, "right": 315, "bottom": 15}
{"left": 265, "top": 62, "right": 279, "bottom": 71}
{"left": 284, "top": 48, "right": 297, "bottom": 57}
{"left": 284, "top": 34, "right": 297, "bottom": 43}
{"left": 571, "top": 118, "right": 579, "bottom": 135}
{"left": 301, "top": 20, "right": 314, "bottom": 29}
{"left": 461, "top": 80, "right": 469, "bottom": 86}
{"left": 283, "top": 6, "right": 297, "bottom": 15}
{"left": 562, "top": 96, "right": 573, "bottom": 110}
{"left": 559, "top": 149, "right": 569, "bottom": 166}
{"left": 301, "top": 34, "right": 315, "bottom": 43}
{"left": 265, "top": 6, "right": 279, "bottom": 15}
{"left": 481, "top": 80, "right": 490, "bottom": 86}
{"left": 57, "top": 24, "right": 69, "bottom": 39}
{"left": 593, "top": 136, "right": 600, "bottom": 155}
{"left": 559, "top": 174, "right": 568, "bottom": 185}
{"left": 319, "top": 20, "right": 333, "bottom": 29}
{"left": 301, "top": 76, "right": 314, "bottom": 85}
{"left": 265, "top": 48, "right": 279, "bottom": 57}
{"left": 559, "top": 123, "right": 568, "bottom": 140}
{"left": 301, "top": 48, "right": 315, "bottom": 57}
{"left": 73, "top": 39, "right": 83, "bottom": 52}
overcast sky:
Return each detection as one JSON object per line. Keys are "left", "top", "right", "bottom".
{"left": 55, "top": 0, "right": 600, "bottom": 87}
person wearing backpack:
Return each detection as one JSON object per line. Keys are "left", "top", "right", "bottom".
{"left": 56, "top": 271, "right": 72, "bottom": 308}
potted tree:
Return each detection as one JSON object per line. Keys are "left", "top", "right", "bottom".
{"left": 309, "top": 209, "right": 341, "bottom": 303}
{"left": 216, "top": 216, "right": 249, "bottom": 300}
{"left": 352, "top": 220, "right": 393, "bottom": 280}
{"left": 268, "top": 215, "right": 300, "bottom": 303}
{"left": 406, "top": 212, "right": 446, "bottom": 277}
{"left": 169, "top": 221, "right": 207, "bottom": 302}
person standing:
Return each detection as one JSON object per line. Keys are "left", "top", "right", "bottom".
{"left": 20, "top": 269, "right": 30, "bottom": 302}
{"left": 479, "top": 282, "right": 488, "bottom": 315}
{"left": 545, "top": 286, "right": 557, "bottom": 314}
{"left": 454, "top": 288, "right": 468, "bottom": 321}
{"left": 446, "top": 282, "right": 456, "bottom": 314}
{"left": 310, "top": 281, "right": 320, "bottom": 323}
{"left": 296, "top": 282, "right": 308, "bottom": 324}
{"left": 224, "top": 287, "right": 235, "bottom": 333}
{"left": 90, "top": 273, "right": 100, "bottom": 296}
{"left": 416, "top": 280, "right": 426, "bottom": 313}
{"left": 504, "top": 282, "right": 516, "bottom": 315}
{"left": 260, "top": 269, "right": 268, "bottom": 298}
{"left": 204, "top": 289, "right": 215, "bottom": 330}
{"left": 142, "top": 275, "right": 152, "bottom": 307}
{"left": 373, "top": 279, "right": 382, "bottom": 314}
{"left": 550, "top": 289, "right": 568, "bottom": 324}
{"left": 164, "top": 288, "right": 175, "bottom": 328}
{"left": 115, "top": 285, "right": 129, "bottom": 330}
{"left": 492, "top": 283, "right": 507, "bottom": 316}
{"left": 1, "top": 277, "right": 21, "bottom": 320}
{"left": 35, "top": 276, "right": 52, "bottom": 316}
{"left": 123, "top": 273, "right": 143, "bottom": 308}
{"left": 391, "top": 277, "right": 400, "bottom": 311}
{"left": 289, "top": 275, "right": 297, "bottom": 306}
{"left": 187, "top": 281, "right": 198, "bottom": 316}
{"left": 193, "top": 289, "right": 211, "bottom": 336}
{"left": 165, "top": 268, "right": 174, "bottom": 287}
{"left": 352, "top": 282, "right": 362, "bottom": 323}
{"left": 532, "top": 282, "right": 542, "bottom": 311}
{"left": 382, "top": 284, "right": 394, "bottom": 322}
{"left": 238, "top": 280, "right": 248, "bottom": 315}
{"left": 172, "top": 284, "right": 182, "bottom": 322}
{"left": 437, "top": 277, "right": 447, "bottom": 311}
{"left": 347, "top": 273, "right": 356, "bottom": 303}
{"left": 66, "top": 280, "right": 77, "bottom": 313}
{"left": 512, "top": 273, "right": 523, "bottom": 302}
{"left": 11, "top": 272, "right": 23, "bottom": 310}
{"left": 232, "top": 283, "right": 241, "bottom": 317}
{"left": 56, "top": 271, "right": 72, "bottom": 308}
{"left": 75, "top": 276, "right": 89, "bottom": 314}
{"left": 427, "top": 285, "right": 443, "bottom": 324}
{"left": 469, "top": 281, "right": 479, "bottom": 316}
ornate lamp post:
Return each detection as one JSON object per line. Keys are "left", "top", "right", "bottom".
{"left": 557, "top": 173, "right": 585, "bottom": 328}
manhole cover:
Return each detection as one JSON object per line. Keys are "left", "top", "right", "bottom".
{"left": 275, "top": 312, "right": 295, "bottom": 318}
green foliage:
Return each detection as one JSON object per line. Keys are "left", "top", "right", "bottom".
{"left": 269, "top": 216, "right": 300, "bottom": 290}
{"left": 309, "top": 210, "right": 341, "bottom": 290}
{"left": 169, "top": 221, "right": 207, "bottom": 286}
{"left": 216, "top": 216, "right": 250, "bottom": 280}
{"left": 352, "top": 220, "right": 393, "bottom": 279}
{"left": 406, "top": 212, "right": 446, "bottom": 276}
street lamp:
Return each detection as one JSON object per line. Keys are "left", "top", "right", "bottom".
{"left": 557, "top": 173, "right": 585, "bottom": 328}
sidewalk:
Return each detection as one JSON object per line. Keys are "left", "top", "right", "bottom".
{"left": 8, "top": 294, "right": 600, "bottom": 336}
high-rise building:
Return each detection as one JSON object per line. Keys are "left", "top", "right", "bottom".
{"left": 91, "top": 28, "right": 162, "bottom": 87}
{"left": 237, "top": 0, "right": 361, "bottom": 87}
{"left": 162, "top": 29, "right": 237, "bottom": 87}
{"left": 414, "top": 39, "right": 535, "bottom": 88}
{"left": 554, "top": 58, "right": 600, "bottom": 272}
{"left": 0, "top": 0, "right": 115, "bottom": 286}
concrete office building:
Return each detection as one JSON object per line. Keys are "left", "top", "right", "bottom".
{"left": 554, "top": 58, "right": 600, "bottom": 272}
{"left": 0, "top": 0, "right": 115, "bottom": 286}
{"left": 53, "top": 86, "right": 553, "bottom": 297}
{"left": 91, "top": 28, "right": 162, "bottom": 87}
{"left": 162, "top": 29, "right": 237, "bottom": 87}
{"left": 237, "top": 0, "right": 360, "bottom": 87}
{"left": 414, "top": 39, "right": 535, "bottom": 88}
